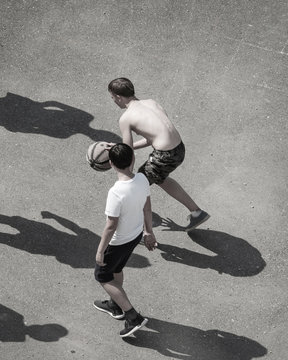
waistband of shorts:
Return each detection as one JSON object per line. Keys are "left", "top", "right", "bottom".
{"left": 153, "top": 141, "right": 184, "bottom": 153}
{"left": 108, "top": 231, "right": 143, "bottom": 247}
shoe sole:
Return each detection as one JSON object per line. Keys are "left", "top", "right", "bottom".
{"left": 120, "top": 318, "right": 148, "bottom": 338}
{"left": 93, "top": 303, "right": 125, "bottom": 320}
{"left": 185, "top": 214, "right": 210, "bottom": 232}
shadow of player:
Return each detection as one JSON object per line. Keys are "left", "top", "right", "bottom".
{"left": 0, "top": 212, "right": 150, "bottom": 269}
{"left": 0, "top": 93, "right": 121, "bottom": 142}
{"left": 123, "top": 317, "right": 267, "bottom": 359}
{"left": 0, "top": 304, "right": 68, "bottom": 342}
{"left": 156, "top": 217, "right": 266, "bottom": 277}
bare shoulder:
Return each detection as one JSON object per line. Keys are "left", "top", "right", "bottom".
{"left": 141, "top": 99, "right": 165, "bottom": 112}
{"left": 119, "top": 110, "right": 133, "bottom": 127}
{"left": 141, "top": 99, "right": 159, "bottom": 107}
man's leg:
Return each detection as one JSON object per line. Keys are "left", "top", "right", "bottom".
{"left": 101, "top": 271, "right": 132, "bottom": 312}
{"left": 158, "top": 177, "right": 200, "bottom": 211}
{"left": 93, "top": 271, "right": 130, "bottom": 319}
{"left": 99, "top": 271, "right": 148, "bottom": 337}
{"left": 114, "top": 271, "right": 123, "bottom": 286}
{"left": 158, "top": 177, "right": 210, "bottom": 231}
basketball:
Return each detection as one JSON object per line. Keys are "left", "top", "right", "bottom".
{"left": 86, "top": 141, "right": 111, "bottom": 171}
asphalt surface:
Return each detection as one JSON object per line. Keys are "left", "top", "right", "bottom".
{"left": 1, "top": 1, "right": 287, "bottom": 359}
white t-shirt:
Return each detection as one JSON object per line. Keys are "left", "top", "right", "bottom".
{"left": 105, "top": 173, "right": 150, "bottom": 245}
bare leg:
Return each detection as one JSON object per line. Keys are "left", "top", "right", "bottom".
{"left": 114, "top": 271, "right": 123, "bottom": 286}
{"left": 158, "top": 177, "right": 200, "bottom": 212}
{"left": 101, "top": 271, "right": 132, "bottom": 312}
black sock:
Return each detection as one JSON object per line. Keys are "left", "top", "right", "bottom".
{"left": 125, "top": 307, "right": 138, "bottom": 320}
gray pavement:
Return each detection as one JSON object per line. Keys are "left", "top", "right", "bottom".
{"left": 1, "top": 1, "right": 287, "bottom": 359}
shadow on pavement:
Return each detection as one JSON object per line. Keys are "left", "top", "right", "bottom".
{"left": 0, "top": 304, "right": 68, "bottom": 342}
{"left": 123, "top": 317, "right": 267, "bottom": 359}
{"left": 152, "top": 212, "right": 164, "bottom": 228}
{"left": 0, "top": 93, "right": 121, "bottom": 142}
{"left": 156, "top": 217, "right": 266, "bottom": 276}
{"left": 0, "top": 212, "right": 150, "bottom": 269}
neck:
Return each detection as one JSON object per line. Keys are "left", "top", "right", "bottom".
{"left": 117, "top": 168, "right": 135, "bottom": 181}
{"left": 125, "top": 96, "right": 139, "bottom": 108}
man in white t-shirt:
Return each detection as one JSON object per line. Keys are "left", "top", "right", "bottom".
{"left": 94, "top": 143, "right": 157, "bottom": 338}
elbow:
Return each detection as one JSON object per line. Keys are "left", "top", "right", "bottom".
{"left": 106, "top": 224, "right": 117, "bottom": 233}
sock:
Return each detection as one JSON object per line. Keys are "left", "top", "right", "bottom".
{"left": 125, "top": 307, "right": 138, "bottom": 320}
{"left": 191, "top": 210, "right": 202, "bottom": 218}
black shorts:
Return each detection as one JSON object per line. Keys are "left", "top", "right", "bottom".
{"left": 138, "top": 142, "right": 185, "bottom": 185}
{"left": 94, "top": 232, "right": 143, "bottom": 283}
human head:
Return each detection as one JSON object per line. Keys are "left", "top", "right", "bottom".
{"left": 109, "top": 143, "right": 133, "bottom": 170}
{"left": 108, "top": 78, "right": 135, "bottom": 97}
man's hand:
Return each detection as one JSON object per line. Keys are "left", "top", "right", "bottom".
{"left": 104, "top": 142, "right": 115, "bottom": 150}
{"left": 96, "top": 251, "right": 106, "bottom": 266}
{"left": 143, "top": 233, "right": 158, "bottom": 251}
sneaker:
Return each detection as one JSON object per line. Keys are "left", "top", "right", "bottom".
{"left": 185, "top": 210, "right": 210, "bottom": 232}
{"left": 93, "top": 300, "right": 125, "bottom": 319}
{"left": 119, "top": 314, "right": 148, "bottom": 338}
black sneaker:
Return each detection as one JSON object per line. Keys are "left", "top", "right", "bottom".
{"left": 93, "top": 300, "right": 125, "bottom": 319}
{"left": 119, "top": 314, "right": 148, "bottom": 338}
{"left": 185, "top": 210, "right": 210, "bottom": 232}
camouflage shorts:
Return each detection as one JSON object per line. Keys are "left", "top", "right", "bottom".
{"left": 138, "top": 142, "right": 185, "bottom": 185}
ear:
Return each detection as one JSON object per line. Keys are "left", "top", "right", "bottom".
{"left": 130, "top": 155, "right": 135, "bottom": 171}
{"left": 109, "top": 160, "right": 115, "bottom": 169}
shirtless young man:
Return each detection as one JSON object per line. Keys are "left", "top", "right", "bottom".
{"left": 108, "top": 77, "right": 210, "bottom": 231}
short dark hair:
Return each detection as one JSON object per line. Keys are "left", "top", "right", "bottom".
{"left": 109, "top": 143, "right": 133, "bottom": 169}
{"left": 108, "top": 78, "right": 135, "bottom": 97}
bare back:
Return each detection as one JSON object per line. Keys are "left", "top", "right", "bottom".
{"left": 120, "top": 99, "right": 182, "bottom": 151}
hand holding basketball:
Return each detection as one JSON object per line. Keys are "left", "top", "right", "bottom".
{"left": 104, "top": 142, "right": 115, "bottom": 149}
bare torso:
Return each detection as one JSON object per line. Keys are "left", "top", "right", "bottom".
{"left": 120, "top": 99, "right": 182, "bottom": 151}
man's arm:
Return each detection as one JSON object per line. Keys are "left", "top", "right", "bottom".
{"left": 96, "top": 216, "right": 118, "bottom": 266}
{"left": 143, "top": 196, "right": 157, "bottom": 251}
{"left": 119, "top": 114, "right": 152, "bottom": 150}
{"left": 133, "top": 138, "right": 151, "bottom": 150}
{"left": 119, "top": 117, "right": 134, "bottom": 148}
